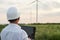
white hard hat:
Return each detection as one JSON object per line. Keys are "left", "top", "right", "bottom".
{"left": 7, "top": 7, "right": 20, "bottom": 20}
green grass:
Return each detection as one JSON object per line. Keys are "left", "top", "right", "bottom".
{"left": 0, "top": 24, "right": 60, "bottom": 40}
{"left": 26, "top": 24, "right": 60, "bottom": 40}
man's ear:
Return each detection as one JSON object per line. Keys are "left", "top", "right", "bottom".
{"left": 18, "top": 17, "right": 20, "bottom": 20}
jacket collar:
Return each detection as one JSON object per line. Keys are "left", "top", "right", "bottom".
{"left": 9, "top": 23, "right": 21, "bottom": 29}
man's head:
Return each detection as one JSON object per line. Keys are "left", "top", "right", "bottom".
{"left": 7, "top": 7, "right": 20, "bottom": 24}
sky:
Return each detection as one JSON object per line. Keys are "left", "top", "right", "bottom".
{"left": 0, "top": 0, "right": 60, "bottom": 24}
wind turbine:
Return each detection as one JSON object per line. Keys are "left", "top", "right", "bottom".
{"left": 28, "top": 0, "right": 40, "bottom": 23}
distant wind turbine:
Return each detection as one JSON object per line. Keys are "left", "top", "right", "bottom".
{"left": 28, "top": 0, "right": 40, "bottom": 23}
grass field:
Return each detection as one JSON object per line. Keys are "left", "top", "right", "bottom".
{"left": 0, "top": 24, "right": 60, "bottom": 40}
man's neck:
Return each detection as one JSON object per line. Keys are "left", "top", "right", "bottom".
{"left": 10, "top": 22, "right": 18, "bottom": 24}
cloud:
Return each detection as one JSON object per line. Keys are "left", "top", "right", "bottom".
{"left": 38, "top": 0, "right": 60, "bottom": 10}
{"left": 1, "top": 0, "right": 60, "bottom": 11}
{"left": 43, "top": 12, "right": 60, "bottom": 17}
{"left": 0, "top": 8, "right": 6, "bottom": 14}
{"left": 39, "top": 2, "right": 51, "bottom": 10}
{"left": 0, "top": 13, "right": 9, "bottom": 24}
{"left": 37, "top": 0, "right": 54, "bottom": 10}
{"left": 0, "top": 0, "right": 22, "bottom": 6}
{"left": 38, "top": 16, "right": 60, "bottom": 23}
{"left": 0, "top": 0, "right": 6, "bottom": 4}
{"left": 51, "top": 1, "right": 60, "bottom": 8}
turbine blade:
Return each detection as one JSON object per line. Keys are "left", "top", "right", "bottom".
{"left": 30, "top": 1, "right": 35, "bottom": 4}
{"left": 38, "top": 1, "right": 41, "bottom": 2}
{"left": 27, "top": 1, "right": 35, "bottom": 5}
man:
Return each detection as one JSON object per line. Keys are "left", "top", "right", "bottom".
{"left": 1, "top": 7, "right": 29, "bottom": 40}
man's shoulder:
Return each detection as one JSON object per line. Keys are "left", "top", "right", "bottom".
{"left": 21, "top": 29, "right": 28, "bottom": 36}
{"left": 1, "top": 26, "right": 8, "bottom": 32}
{"left": 21, "top": 29, "right": 27, "bottom": 34}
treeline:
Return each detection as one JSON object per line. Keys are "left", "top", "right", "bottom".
{"left": 1, "top": 23, "right": 60, "bottom": 25}
{"left": 28, "top": 23, "right": 60, "bottom": 25}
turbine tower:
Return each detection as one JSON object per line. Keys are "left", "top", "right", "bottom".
{"left": 36, "top": 0, "right": 38, "bottom": 23}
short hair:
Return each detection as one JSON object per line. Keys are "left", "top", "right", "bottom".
{"left": 8, "top": 18, "right": 20, "bottom": 23}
